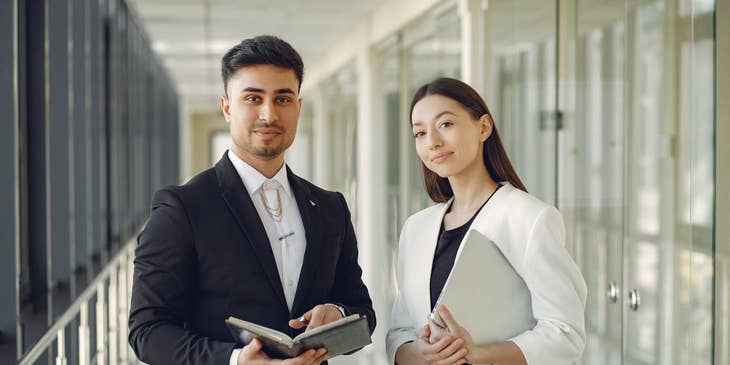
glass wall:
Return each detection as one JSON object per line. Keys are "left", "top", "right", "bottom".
{"left": 554, "top": 1, "right": 717, "bottom": 364}
{"left": 373, "top": 2, "right": 462, "bottom": 242}
{"left": 487, "top": 0, "right": 558, "bottom": 203}
{"left": 1, "top": 0, "right": 181, "bottom": 361}
{"left": 371, "top": 2, "right": 462, "bottom": 314}
{"left": 291, "top": 101, "right": 315, "bottom": 181}
{"left": 566, "top": 2, "right": 626, "bottom": 364}
{"left": 321, "top": 65, "right": 359, "bottom": 212}
{"left": 401, "top": 5, "right": 462, "bottom": 216}
{"left": 376, "top": 38, "right": 403, "bottom": 311}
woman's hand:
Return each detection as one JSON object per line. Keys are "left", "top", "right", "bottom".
{"left": 414, "top": 323, "right": 468, "bottom": 365}
{"left": 428, "top": 305, "right": 477, "bottom": 364}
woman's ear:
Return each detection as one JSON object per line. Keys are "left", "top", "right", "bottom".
{"left": 479, "top": 114, "right": 493, "bottom": 142}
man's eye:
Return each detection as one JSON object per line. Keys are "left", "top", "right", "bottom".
{"left": 277, "top": 97, "right": 292, "bottom": 104}
{"left": 244, "top": 95, "right": 261, "bottom": 102}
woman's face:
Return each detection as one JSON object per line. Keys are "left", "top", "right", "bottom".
{"left": 411, "top": 94, "right": 491, "bottom": 178}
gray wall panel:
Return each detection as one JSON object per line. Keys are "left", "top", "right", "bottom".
{"left": 0, "top": 0, "right": 19, "bottom": 345}
{"left": 46, "top": 0, "right": 71, "bottom": 295}
{"left": 72, "top": 0, "right": 88, "bottom": 272}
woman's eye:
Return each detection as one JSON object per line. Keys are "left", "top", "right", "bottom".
{"left": 439, "top": 121, "right": 453, "bottom": 128}
{"left": 413, "top": 131, "right": 425, "bottom": 138}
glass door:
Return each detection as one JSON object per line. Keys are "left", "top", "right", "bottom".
{"left": 623, "top": 0, "right": 716, "bottom": 364}
{"left": 564, "top": 1, "right": 627, "bottom": 364}
{"left": 561, "top": 0, "right": 717, "bottom": 364}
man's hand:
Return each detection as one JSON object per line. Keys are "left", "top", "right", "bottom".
{"left": 288, "top": 304, "right": 344, "bottom": 332}
{"left": 236, "top": 338, "right": 328, "bottom": 365}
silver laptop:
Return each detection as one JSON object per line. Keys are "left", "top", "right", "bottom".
{"left": 430, "top": 229, "right": 536, "bottom": 344}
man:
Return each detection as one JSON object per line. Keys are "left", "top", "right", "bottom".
{"left": 128, "top": 35, "right": 375, "bottom": 365}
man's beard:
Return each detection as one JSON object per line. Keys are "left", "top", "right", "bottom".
{"left": 243, "top": 127, "right": 290, "bottom": 160}
{"left": 247, "top": 144, "right": 284, "bottom": 160}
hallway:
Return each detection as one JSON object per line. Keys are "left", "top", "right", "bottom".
{"left": 1, "top": 0, "right": 727, "bottom": 364}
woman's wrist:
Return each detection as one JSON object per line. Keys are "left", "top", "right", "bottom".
{"left": 395, "top": 341, "right": 418, "bottom": 365}
{"left": 468, "top": 343, "right": 492, "bottom": 363}
{"left": 467, "top": 341, "right": 527, "bottom": 365}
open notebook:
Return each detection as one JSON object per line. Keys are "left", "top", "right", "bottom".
{"left": 430, "top": 229, "right": 536, "bottom": 344}
{"left": 225, "top": 314, "right": 371, "bottom": 359}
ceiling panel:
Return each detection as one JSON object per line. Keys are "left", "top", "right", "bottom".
{"left": 127, "top": 0, "right": 385, "bottom": 113}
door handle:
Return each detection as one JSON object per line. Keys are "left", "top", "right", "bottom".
{"left": 628, "top": 289, "right": 640, "bottom": 311}
{"left": 607, "top": 281, "right": 619, "bottom": 303}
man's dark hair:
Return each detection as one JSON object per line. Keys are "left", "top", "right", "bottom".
{"left": 221, "top": 35, "right": 304, "bottom": 95}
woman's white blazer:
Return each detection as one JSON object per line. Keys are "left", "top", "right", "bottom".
{"left": 386, "top": 183, "right": 587, "bottom": 365}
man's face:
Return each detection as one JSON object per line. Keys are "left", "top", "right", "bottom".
{"left": 220, "top": 64, "right": 302, "bottom": 163}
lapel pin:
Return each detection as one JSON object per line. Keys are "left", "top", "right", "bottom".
{"left": 309, "top": 200, "right": 316, "bottom": 206}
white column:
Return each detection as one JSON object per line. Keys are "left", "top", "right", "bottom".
{"left": 459, "top": 0, "right": 489, "bottom": 96}
{"left": 355, "top": 38, "right": 388, "bottom": 365}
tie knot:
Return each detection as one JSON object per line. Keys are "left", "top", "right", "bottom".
{"left": 262, "top": 179, "right": 280, "bottom": 192}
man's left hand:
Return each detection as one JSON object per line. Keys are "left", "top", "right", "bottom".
{"left": 289, "top": 304, "right": 344, "bottom": 332}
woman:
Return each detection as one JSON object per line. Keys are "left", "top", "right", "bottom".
{"left": 386, "top": 78, "right": 586, "bottom": 365}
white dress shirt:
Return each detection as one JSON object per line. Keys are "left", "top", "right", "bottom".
{"left": 227, "top": 150, "right": 307, "bottom": 365}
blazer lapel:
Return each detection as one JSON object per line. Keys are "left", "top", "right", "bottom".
{"left": 215, "top": 153, "right": 287, "bottom": 310}
{"left": 470, "top": 182, "right": 513, "bottom": 253}
{"left": 415, "top": 200, "right": 452, "bottom": 320}
{"left": 286, "top": 168, "right": 323, "bottom": 316}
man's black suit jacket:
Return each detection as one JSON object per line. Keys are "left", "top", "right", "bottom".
{"left": 128, "top": 153, "right": 376, "bottom": 365}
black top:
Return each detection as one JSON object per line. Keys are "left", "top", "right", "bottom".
{"left": 430, "top": 185, "right": 502, "bottom": 310}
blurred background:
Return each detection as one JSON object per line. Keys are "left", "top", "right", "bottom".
{"left": 0, "top": 0, "right": 728, "bottom": 364}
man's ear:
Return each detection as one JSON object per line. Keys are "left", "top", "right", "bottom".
{"left": 480, "top": 114, "right": 494, "bottom": 142}
{"left": 220, "top": 95, "right": 231, "bottom": 123}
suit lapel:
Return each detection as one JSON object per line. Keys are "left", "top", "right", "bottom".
{"left": 215, "top": 154, "right": 287, "bottom": 310}
{"left": 287, "top": 168, "right": 323, "bottom": 316}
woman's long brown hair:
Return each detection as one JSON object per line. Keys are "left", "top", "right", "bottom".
{"left": 410, "top": 77, "right": 527, "bottom": 203}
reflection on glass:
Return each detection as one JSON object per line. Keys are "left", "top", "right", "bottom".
{"left": 489, "top": 0, "right": 557, "bottom": 203}
{"left": 403, "top": 5, "right": 461, "bottom": 216}
{"left": 322, "top": 66, "right": 358, "bottom": 216}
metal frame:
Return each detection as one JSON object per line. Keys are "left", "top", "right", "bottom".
{"left": 13, "top": 0, "right": 21, "bottom": 357}
{"left": 18, "top": 238, "right": 136, "bottom": 365}
{"left": 715, "top": 1, "right": 728, "bottom": 363}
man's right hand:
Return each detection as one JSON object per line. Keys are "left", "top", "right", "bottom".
{"left": 237, "top": 338, "right": 329, "bottom": 365}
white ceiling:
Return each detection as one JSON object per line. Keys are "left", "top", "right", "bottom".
{"left": 127, "top": 0, "right": 385, "bottom": 112}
